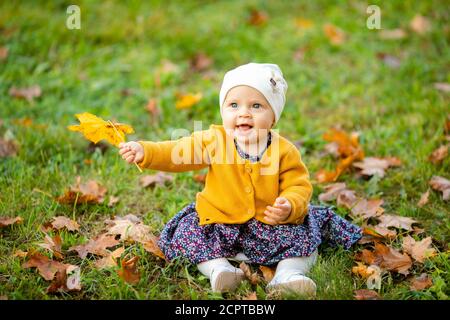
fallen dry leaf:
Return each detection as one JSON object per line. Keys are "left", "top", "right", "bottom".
{"left": 94, "top": 247, "right": 125, "bottom": 269}
{"left": 108, "top": 196, "right": 120, "bottom": 207}
{"left": 350, "top": 198, "right": 385, "bottom": 220}
{"left": 376, "top": 214, "right": 418, "bottom": 231}
{"left": 429, "top": 145, "right": 448, "bottom": 164}
{"left": 417, "top": 189, "right": 430, "bottom": 207}
{"left": 375, "top": 243, "right": 413, "bottom": 276}
{"left": 354, "top": 289, "right": 380, "bottom": 300}
{"left": 22, "top": 252, "right": 67, "bottom": 281}
{"left": 353, "top": 157, "right": 396, "bottom": 178}
{"left": 57, "top": 176, "right": 107, "bottom": 205}
{"left": 105, "top": 214, "right": 152, "bottom": 243}
{"left": 0, "top": 47, "right": 8, "bottom": 60}
{"left": 142, "top": 235, "right": 166, "bottom": 260}
{"left": 47, "top": 265, "right": 81, "bottom": 293}
{"left": 69, "top": 233, "right": 119, "bottom": 259}
{"left": 175, "top": 93, "right": 202, "bottom": 110}
{"left": 376, "top": 53, "right": 401, "bottom": 69}
{"left": 0, "top": 216, "right": 23, "bottom": 228}
{"left": 239, "top": 262, "right": 260, "bottom": 285}
{"left": 0, "top": 138, "right": 19, "bottom": 158}
{"left": 117, "top": 256, "right": 140, "bottom": 285}
{"left": 48, "top": 216, "right": 80, "bottom": 232}
{"left": 402, "top": 236, "right": 436, "bottom": 263}
{"left": 38, "top": 233, "right": 63, "bottom": 260}
{"left": 318, "top": 183, "right": 347, "bottom": 202}
{"left": 9, "top": 85, "right": 41, "bottom": 102}
{"left": 410, "top": 15, "right": 431, "bottom": 34}
{"left": 410, "top": 273, "right": 433, "bottom": 291}
{"left": 248, "top": 9, "right": 268, "bottom": 26}
{"left": 13, "top": 249, "right": 28, "bottom": 258}
{"left": 429, "top": 175, "right": 450, "bottom": 200}
{"left": 242, "top": 292, "right": 258, "bottom": 300}
{"left": 190, "top": 52, "right": 213, "bottom": 72}
{"left": 68, "top": 112, "right": 134, "bottom": 147}
{"left": 323, "top": 23, "right": 345, "bottom": 45}
{"left": 259, "top": 265, "right": 275, "bottom": 283}
{"left": 140, "top": 172, "right": 174, "bottom": 188}
{"left": 352, "top": 262, "right": 375, "bottom": 279}
{"left": 434, "top": 82, "right": 450, "bottom": 93}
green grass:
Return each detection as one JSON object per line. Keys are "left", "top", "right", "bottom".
{"left": 0, "top": 0, "right": 449, "bottom": 300}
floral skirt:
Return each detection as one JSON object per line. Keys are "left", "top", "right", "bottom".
{"left": 158, "top": 202, "right": 362, "bottom": 266}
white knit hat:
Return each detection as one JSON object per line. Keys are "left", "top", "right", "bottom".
{"left": 219, "top": 62, "right": 288, "bottom": 125}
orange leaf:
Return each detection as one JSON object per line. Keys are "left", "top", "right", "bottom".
{"left": 410, "top": 273, "right": 433, "bottom": 291}
{"left": 57, "top": 176, "right": 107, "bottom": 205}
{"left": 0, "top": 216, "right": 23, "bottom": 228}
{"left": 142, "top": 236, "right": 166, "bottom": 260}
{"left": 239, "top": 262, "right": 260, "bottom": 285}
{"left": 323, "top": 24, "right": 345, "bottom": 45}
{"left": 175, "top": 93, "right": 202, "bottom": 110}
{"left": 117, "top": 256, "right": 140, "bottom": 285}
{"left": 69, "top": 233, "right": 119, "bottom": 259}
{"left": 259, "top": 265, "right": 275, "bottom": 283}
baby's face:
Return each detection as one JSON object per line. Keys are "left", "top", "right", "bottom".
{"left": 222, "top": 85, "right": 275, "bottom": 145}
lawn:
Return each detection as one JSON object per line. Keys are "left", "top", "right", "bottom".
{"left": 0, "top": 0, "right": 449, "bottom": 300}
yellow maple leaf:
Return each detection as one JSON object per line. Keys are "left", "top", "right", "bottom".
{"left": 175, "top": 93, "right": 202, "bottom": 109}
{"left": 68, "top": 112, "right": 134, "bottom": 147}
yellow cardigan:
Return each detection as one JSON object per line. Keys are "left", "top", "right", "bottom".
{"left": 137, "top": 124, "right": 312, "bottom": 225}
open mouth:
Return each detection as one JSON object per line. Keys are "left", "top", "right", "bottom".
{"left": 236, "top": 124, "right": 253, "bottom": 133}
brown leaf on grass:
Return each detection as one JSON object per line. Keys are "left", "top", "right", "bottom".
{"left": 0, "top": 216, "right": 23, "bottom": 228}
{"left": 410, "top": 15, "right": 431, "bottom": 34}
{"left": 376, "top": 53, "right": 401, "bottom": 69}
{"left": 141, "top": 235, "right": 166, "bottom": 260}
{"left": 57, "top": 176, "right": 107, "bottom": 205}
{"left": 13, "top": 249, "right": 28, "bottom": 258}
{"left": 117, "top": 256, "right": 140, "bottom": 285}
{"left": 48, "top": 216, "right": 80, "bottom": 232}
{"left": 352, "top": 263, "right": 382, "bottom": 290}
{"left": 0, "top": 138, "right": 19, "bottom": 158}
{"left": 318, "top": 183, "right": 347, "bottom": 202}
{"left": 242, "top": 292, "right": 258, "bottom": 300}
{"left": 69, "top": 233, "right": 119, "bottom": 259}
{"left": 429, "top": 175, "right": 450, "bottom": 200}
{"left": 410, "top": 273, "right": 433, "bottom": 291}
{"left": 94, "top": 247, "right": 125, "bottom": 269}
{"left": 108, "top": 196, "right": 120, "bottom": 207}
{"left": 239, "top": 262, "right": 260, "bottom": 285}
{"left": 9, "top": 85, "right": 41, "bottom": 102}
{"left": 248, "top": 9, "right": 268, "bottom": 26}
{"left": 259, "top": 265, "right": 275, "bottom": 283}
{"left": 354, "top": 289, "right": 380, "bottom": 300}
{"left": 434, "top": 83, "right": 450, "bottom": 93}
{"left": 352, "top": 262, "right": 375, "bottom": 279}
{"left": 145, "top": 98, "right": 161, "bottom": 122}
{"left": 379, "top": 28, "right": 407, "bottom": 40}
{"left": 402, "top": 236, "right": 436, "bottom": 263}
{"left": 417, "top": 189, "right": 430, "bottom": 207}
{"left": 193, "top": 174, "right": 206, "bottom": 184}
{"left": 316, "top": 128, "right": 364, "bottom": 183}
{"left": 337, "top": 190, "right": 358, "bottom": 209}
{"left": 429, "top": 145, "right": 448, "bottom": 164}
{"left": 323, "top": 24, "right": 345, "bottom": 45}
{"left": 350, "top": 198, "right": 385, "bottom": 220}
{"left": 38, "top": 233, "right": 63, "bottom": 259}
{"left": 356, "top": 244, "right": 412, "bottom": 275}
{"left": 22, "top": 252, "right": 67, "bottom": 281}
{"left": 353, "top": 157, "right": 399, "bottom": 178}
{"left": 105, "top": 214, "right": 152, "bottom": 243}
{"left": 376, "top": 214, "right": 418, "bottom": 231}
{"left": 0, "top": 47, "right": 8, "bottom": 60}
{"left": 0, "top": 295, "right": 7, "bottom": 300}
{"left": 140, "top": 172, "right": 174, "bottom": 188}
{"left": 375, "top": 243, "right": 413, "bottom": 276}
{"left": 363, "top": 225, "right": 397, "bottom": 240}
{"left": 47, "top": 265, "right": 81, "bottom": 293}
{"left": 190, "top": 52, "right": 213, "bottom": 72}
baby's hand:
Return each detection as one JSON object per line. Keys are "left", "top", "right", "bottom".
{"left": 119, "top": 141, "right": 144, "bottom": 164}
{"left": 264, "top": 197, "right": 292, "bottom": 225}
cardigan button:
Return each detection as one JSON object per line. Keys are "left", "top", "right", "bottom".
{"left": 244, "top": 186, "right": 252, "bottom": 193}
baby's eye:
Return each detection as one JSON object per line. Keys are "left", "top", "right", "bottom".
{"left": 230, "top": 103, "right": 238, "bottom": 108}
{"left": 252, "top": 103, "right": 261, "bottom": 109}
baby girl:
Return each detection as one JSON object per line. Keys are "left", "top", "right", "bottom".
{"left": 119, "top": 63, "right": 361, "bottom": 296}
